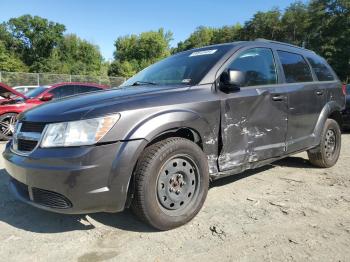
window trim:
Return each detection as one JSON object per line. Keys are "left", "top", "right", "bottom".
{"left": 306, "top": 56, "right": 335, "bottom": 82}
{"left": 276, "top": 50, "right": 314, "bottom": 84}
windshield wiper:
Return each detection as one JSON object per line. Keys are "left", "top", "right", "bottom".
{"left": 131, "top": 81, "right": 157, "bottom": 86}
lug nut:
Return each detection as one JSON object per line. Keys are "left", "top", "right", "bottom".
{"left": 180, "top": 181, "right": 186, "bottom": 187}
{"left": 177, "top": 174, "right": 183, "bottom": 179}
{"left": 169, "top": 187, "right": 174, "bottom": 192}
{"left": 176, "top": 190, "right": 180, "bottom": 195}
{"left": 170, "top": 178, "right": 174, "bottom": 183}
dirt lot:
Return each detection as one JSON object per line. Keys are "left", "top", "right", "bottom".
{"left": 1, "top": 134, "right": 350, "bottom": 262}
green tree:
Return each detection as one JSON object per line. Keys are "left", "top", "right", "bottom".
{"left": 50, "top": 34, "right": 103, "bottom": 75}
{"left": 172, "top": 1, "right": 348, "bottom": 82}
{"left": 211, "top": 24, "right": 243, "bottom": 45}
{"left": 0, "top": 23, "right": 15, "bottom": 49}
{"left": 0, "top": 41, "right": 28, "bottom": 72}
{"left": 243, "top": 8, "right": 283, "bottom": 40}
{"left": 108, "top": 60, "right": 139, "bottom": 78}
{"left": 281, "top": 2, "right": 310, "bottom": 46}
{"left": 173, "top": 25, "right": 243, "bottom": 53}
{"left": 6, "top": 15, "right": 65, "bottom": 71}
{"left": 109, "top": 28, "right": 172, "bottom": 77}
{"left": 174, "top": 26, "right": 214, "bottom": 53}
{"left": 306, "top": 0, "right": 350, "bottom": 82}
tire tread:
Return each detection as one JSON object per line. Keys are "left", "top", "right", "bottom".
{"left": 131, "top": 137, "right": 194, "bottom": 226}
{"left": 308, "top": 118, "right": 341, "bottom": 168}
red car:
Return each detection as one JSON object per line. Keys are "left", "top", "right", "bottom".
{"left": 0, "top": 82, "right": 108, "bottom": 140}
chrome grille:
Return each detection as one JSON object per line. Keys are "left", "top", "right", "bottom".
{"left": 17, "top": 139, "right": 38, "bottom": 152}
{"left": 21, "top": 121, "right": 46, "bottom": 133}
{"left": 12, "top": 121, "right": 46, "bottom": 154}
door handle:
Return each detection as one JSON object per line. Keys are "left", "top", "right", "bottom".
{"left": 272, "top": 95, "right": 284, "bottom": 101}
{"left": 316, "top": 91, "right": 324, "bottom": 96}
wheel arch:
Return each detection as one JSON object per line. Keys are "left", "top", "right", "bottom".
{"left": 313, "top": 101, "right": 343, "bottom": 144}
{"left": 122, "top": 109, "right": 218, "bottom": 157}
{"left": 147, "top": 127, "right": 203, "bottom": 149}
{"left": 0, "top": 111, "right": 20, "bottom": 117}
{"left": 124, "top": 126, "right": 211, "bottom": 208}
{"left": 122, "top": 111, "right": 219, "bottom": 208}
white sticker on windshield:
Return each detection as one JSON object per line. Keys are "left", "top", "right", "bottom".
{"left": 189, "top": 49, "right": 217, "bottom": 57}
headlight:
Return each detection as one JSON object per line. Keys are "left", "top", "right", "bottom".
{"left": 41, "top": 114, "right": 120, "bottom": 148}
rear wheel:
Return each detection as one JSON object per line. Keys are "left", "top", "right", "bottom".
{"left": 0, "top": 113, "right": 17, "bottom": 140}
{"left": 131, "top": 137, "right": 209, "bottom": 230}
{"left": 308, "top": 119, "right": 341, "bottom": 168}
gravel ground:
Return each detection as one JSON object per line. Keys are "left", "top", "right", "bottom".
{"left": 1, "top": 134, "right": 350, "bottom": 262}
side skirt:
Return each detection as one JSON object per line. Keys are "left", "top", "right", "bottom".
{"left": 210, "top": 146, "right": 316, "bottom": 181}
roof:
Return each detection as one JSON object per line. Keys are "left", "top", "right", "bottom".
{"left": 184, "top": 39, "right": 316, "bottom": 55}
{"left": 253, "top": 38, "right": 315, "bottom": 53}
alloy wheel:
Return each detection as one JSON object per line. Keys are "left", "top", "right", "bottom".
{"left": 0, "top": 115, "right": 17, "bottom": 137}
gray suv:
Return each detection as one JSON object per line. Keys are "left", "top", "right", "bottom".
{"left": 3, "top": 40, "right": 345, "bottom": 230}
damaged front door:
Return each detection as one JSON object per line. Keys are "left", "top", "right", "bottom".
{"left": 218, "top": 47, "right": 288, "bottom": 172}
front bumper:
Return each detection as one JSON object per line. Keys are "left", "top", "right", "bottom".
{"left": 3, "top": 139, "right": 147, "bottom": 214}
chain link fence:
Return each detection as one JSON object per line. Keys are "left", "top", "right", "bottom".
{"left": 0, "top": 71, "right": 125, "bottom": 87}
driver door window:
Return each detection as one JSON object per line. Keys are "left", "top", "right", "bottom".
{"left": 228, "top": 48, "right": 277, "bottom": 87}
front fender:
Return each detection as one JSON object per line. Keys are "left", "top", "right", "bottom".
{"left": 119, "top": 109, "right": 220, "bottom": 174}
{"left": 128, "top": 110, "right": 210, "bottom": 139}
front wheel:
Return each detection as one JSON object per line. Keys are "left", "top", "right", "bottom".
{"left": 308, "top": 119, "right": 341, "bottom": 168}
{"left": 0, "top": 113, "right": 18, "bottom": 140}
{"left": 131, "top": 137, "right": 209, "bottom": 230}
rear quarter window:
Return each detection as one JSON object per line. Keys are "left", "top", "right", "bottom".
{"left": 277, "top": 50, "right": 313, "bottom": 83}
{"left": 307, "top": 56, "right": 335, "bottom": 81}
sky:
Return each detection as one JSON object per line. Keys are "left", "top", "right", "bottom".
{"left": 0, "top": 0, "right": 298, "bottom": 60}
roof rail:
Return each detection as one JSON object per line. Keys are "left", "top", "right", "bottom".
{"left": 254, "top": 38, "right": 312, "bottom": 52}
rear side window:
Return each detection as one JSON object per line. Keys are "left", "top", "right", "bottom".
{"left": 228, "top": 48, "right": 277, "bottom": 87}
{"left": 50, "top": 85, "right": 75, "bottom": 99}
{"left": 307, "top": 56, "right": 334, "bottom": 81}
{"left": 74, "top": 85, "right": 101, "bottom": 94}
{"left": 277, "top": 51, "right": 313, "bottom": 83}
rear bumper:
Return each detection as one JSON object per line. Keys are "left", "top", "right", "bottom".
{"left": 3, "top": 139, "right": 147, "bottom": 214}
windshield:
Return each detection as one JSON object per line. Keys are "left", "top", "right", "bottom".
{"left": 121, "top": 45, "right": 233, "bottom": 87}
{"left": 25, "top": 86, "right": 49, "bottom": 98}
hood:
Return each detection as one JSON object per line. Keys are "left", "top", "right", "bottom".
{"left": 19, "top": 85, "right": 192, "bottom": 122}
{"left": 0, "top": 83, "right": 27, "bottom": 99}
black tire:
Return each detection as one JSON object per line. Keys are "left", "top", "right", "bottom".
{"left": 0, "top": 113, "right": 18, "bottom": 140}
{"left": 131, "top": 137, "right": 209, "bottom": 230}
{"left": 308, "top": 119, "right": 341, "bottom": 168}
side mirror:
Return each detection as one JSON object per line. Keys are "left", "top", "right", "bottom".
{"left": 220, "top": 69, "right": 245, "bottom": 92}
{"left": 40, "top": 93, "right": 53, "bottom": 101}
